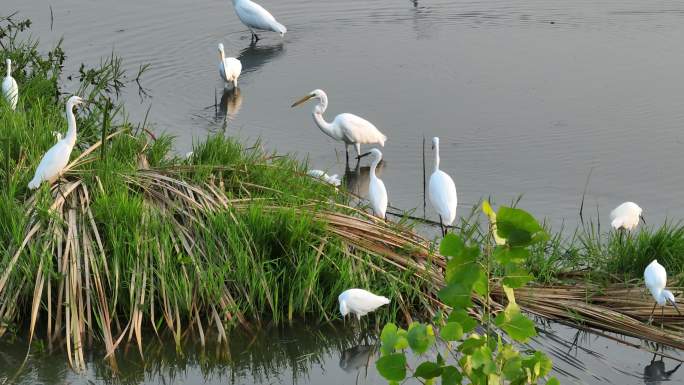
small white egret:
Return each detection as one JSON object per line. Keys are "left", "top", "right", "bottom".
{"left": 2, "top": 58, "right": 19, "bottom": 110}
{"left": 28, "top": 96, "right": 86, "bottom": 190}
{"left": 291, "top": 89, "right": 387, "bottom": 163}
{"left": 365, "top": 149, "right": 388, "bottom": 219}
{"left": 428, "top": 137, "right": 457, "bottom": 236}
{"left": 218, "top": 43, "right": 242, "bottom": 88}
{"left": 231, "top": 0, "right": 287, "bottom": 42}
{"left": 644, "top": 259, "right": 681, "bottom": 323}
{"left": 338, "top": 288, "right": 390, "bottom": 320}
{"left": 610, "top": 201, "right": 644, "bottom": 231}
{"left": 307, "top": 169, "right": 341, "bottom": 187}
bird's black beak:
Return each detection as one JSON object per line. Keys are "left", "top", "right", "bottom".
{"left": 641, "top": 215, "right": 647, "bottom": 225}
{"left": 358, "top": 152, "right": 371, "bottom": 159}
{"left": 671, "top": 300, "right": 682, "bottom": 315}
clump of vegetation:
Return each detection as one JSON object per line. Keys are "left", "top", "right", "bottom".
{"left": 0, "top": 14, "right": 443, "bottom": 370}
{"left": 376, "top": 203, "right": 559, "bottom": 385}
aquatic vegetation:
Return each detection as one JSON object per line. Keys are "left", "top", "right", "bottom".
{"left": 376, "top": 203, "right": 559, "bottom": 385}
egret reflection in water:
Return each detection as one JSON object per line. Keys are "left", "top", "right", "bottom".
{"left": 339, "top": 344, "right": 374, "bottom": 373}
{"left": 237, "top": 41, "right": 285, "bottom": 75}
{"left": 218, "top": 87, "right": 243, "bottom": 122}
{"left": 644, "top": 353, "right": 681, "bottom": 385}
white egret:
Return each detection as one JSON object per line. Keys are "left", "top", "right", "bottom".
{"left": 365, "top": 148, "right": 388, "bottom": 219}
{"left": 428, "top": 137, "right": 457, "bottom": 236}
{"left": 644, "top": 259, "right": 681, "bottom": 323}
{"left": 291, "top": 89, "right": 387, "bottom": 163}
{"left": 610, "top": 201, "right": 644, "bottom": 231}
{"left": 2, "top": 58, "right": 19, "bottom": 110}
{"left": 218, "top": 43, "right": 242, "bottom": 88}
{"left": 231, "top": 0, "right": 287, "bottom": 42}
{"left": 307, "top": 169, "right": 341, "bottom": 187}
{"left": 338, "top": 288, "right": 390, "bottom": 320}
{"left": 28, "top": 96, "right": 86, "bottom": 190}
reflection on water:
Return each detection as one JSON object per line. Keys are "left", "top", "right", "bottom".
{"left": 237, "top": 41, "right": 285, "bottom": 75}
{"left": 218, "top": 87, "right": 243, "bottom": 122}
{"left": 339, "top": 345, "right": 374, "bottom": 373}
{"left": 345, "top": 160, "right": 385, "bottom": 198}
{"left": 644, "top": 354, "right": 681, "bottom": 385}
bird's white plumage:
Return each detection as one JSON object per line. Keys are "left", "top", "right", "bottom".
{"left": 218, "top": 43, "right": 242, "bottom": 87}
{"left": 2, "top": 58, "right": 19, "bottom": 111}
{"left": 232, "top": 0, "right": 287, "bottom": 37}
{"left": 428, "top": 137, "right": 457, "bottom": 226}
{"left": 307, "top": 169, "right": 341, "bottom": 186}
{"left": 645, "top": 259, "right": 669, "bottom": 305}
{"left": 28, "top": 96, "right": 85, "bottom": 189}
{"left": 610, "top": 201, "right": 643, "bottom": 231}
{"left": 292, "top": 89, "right": 387, "bottom": 158}
{"left": 338, "top": 288, "right": 390, "bottom": 320}
{"left": 367, "top": 149, "right": 388, "bottom": 219}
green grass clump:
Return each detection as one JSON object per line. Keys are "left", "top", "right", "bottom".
{"left": 0, "top": 14, "right": 440, "bottom": 369}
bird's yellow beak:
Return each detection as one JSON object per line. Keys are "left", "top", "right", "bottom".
{"left": 291, "top": 94, "right": 313, "bottom": 108}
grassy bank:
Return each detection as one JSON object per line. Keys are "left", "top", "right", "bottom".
{"left": 0, "top": 15, "right": 445, "bottom": 369}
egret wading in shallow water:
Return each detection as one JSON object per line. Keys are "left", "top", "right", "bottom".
{"left": 218, "top": 43, "right": 242, "bottom": 88}
{"left": 338, "top": 288, "right": 390, "bottom": 321}
{"left": 291, "top": 89, "right": 387, "bottom": 164}
{"left": 364, "top": 148, "right": 388, "bottom": 219}
{"left": 644, "top": 259, "right": 681, "bottom": 323}
{"left": 231, "top": 0, "right": 286, "bottom": 42}
{"left": 2, "top": 58, "right": 19, "bottom": 110}
{"left": 28, "top": 96, "right": 86, "bottom": 189}
{"left": 428, "top": 137, "right": 457, "bottom": 236}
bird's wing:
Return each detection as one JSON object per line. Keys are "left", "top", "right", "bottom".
{"left": 32, "top": 141, "right": 72, "bottom": 183}
{"left": 347, "top": 290, "right": 388, "bottom": 314}
{"left": 645, "top": 262, "right": 667, "bottom": 289}
{"left": 2, "top": 77, "right": 18, "bottom": 103}
{"left": 235, "top": 1, "right": 279, "bottom": 31}
{"left": 429, "top": 171, "right": 458, "bottom": 224}
{"left": 336, "top": 113, "right": 387, "bottom": 146}
{"left": 224, "top": 58, "right": 242, "bottom": 79}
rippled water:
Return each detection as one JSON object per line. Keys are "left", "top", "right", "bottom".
{"left": 1, "top": 322, "right": 682, "bottom": 384}
{"left": 7, "top": 0, "right": 684, "bottom": 229}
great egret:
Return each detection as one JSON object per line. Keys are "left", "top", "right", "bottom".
{"left": 610, "top": 201, "right": 644, "bottom": 231}
{"left": 218, "top": 43, "right": 242, "bottom": 88}
{"left": 307, "top": 169, "right": 341, "bottom": 187}
{"left": 366, "top": 148, "right": 388, "bottom": 219}
{"left": 2, "top": 58, "right": 18, "bottom": 110}
{"left": 428, "top": 137, "right": 457, "bottom": 236}
{"left": 644, "top": 259, "right": 681, "bottom": 323}
{"left": 28, "top": 96, "right": 86, "bottom": 190}
{"left": 291, "top": 89, "right": 387, "bottom": 163}
{"left": 231, "top": 0, "right": 286, "bottom": 42}
{"left": 338, "top": 288, "right": 390, "bottom": 320}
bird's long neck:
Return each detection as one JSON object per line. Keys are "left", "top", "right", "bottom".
{"left": 5, "top": 59, "right": 10, "bottom": 77}
{"left": 312, "top": 95, "right": 340, "bottom": 140}
{"left": 433, "top": 143, "right": 440, "bottom": 172}
{"left": 65, "top": 102, "right": 78, "bottom": 146}
{"left": 370, "top": 156, "right": 380, "bottom": 177}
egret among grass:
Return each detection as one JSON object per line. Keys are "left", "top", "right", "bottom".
{"left": 307, "top": 169, "right": 341, "bottom": 187}
{"left": 28, "top": 96, "right": 86, "bottom": 189}
{"left": 644, "top": 259, "right": 681, "bottom": 323}
{"left": 218, "top": 43, "right": 242, "bottom": 88}
{"left": 428, "top": 137, "right": 457, "bottom": 236}
{"left": 291, "top": 89, "right": 387, "bottom": 164}
{"left": 231, "top": 0, "right": 286, "bottom": 42}
{"left": 610, "top": 201, "right": 644, "bottom": 231}
{"left": 338, "top": 288, "right": 390, "bottom": 320}
{"left": 2, "top": 58, "right": 18, "bottom": 110}
{"left": 365, "top": 148, "right": 388, "bottom": 219}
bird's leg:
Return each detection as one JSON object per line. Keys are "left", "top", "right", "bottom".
{"left": 661, "top": 306, "right": 665, "bottom": 330}
{"left": 354, "top": 143, "right": 363, "bottom": 159}
{"left": 648, "top": 301, "right": 657, "bottom": 324}
{"left": 345, "top": 145, "right": 350, "bottom": 165}
{"left": 439, "top": 215, "right": 446, "bottom": 237}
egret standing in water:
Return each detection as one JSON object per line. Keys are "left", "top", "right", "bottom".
{"left": 218, "top": 43, "right": 242, "bottom": 88}
{"left": 28, "top": 96, "right": 86, "bottom": 189}
{"left": 2, "top": 58, "right": 18, "bottom": 110}
{"left": 644, "top": 259, "right": 681, "bottom": 323}
{"left": 365, "top": 148, "right": 388, "bottom": 219}
{"left": 428, "top": 137, "right": 457, "bottom": 236}
{"left": 338, "top": 288, "right": 390, "bottom": 320}
{"left": 231, "top": 0, "right": 286, "bottom": 42}
{"left": 610, "top": 201, "right": 644, "bottom": 231}
{"left": 291, "top": 89, "right": 387, "bottom": 164}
